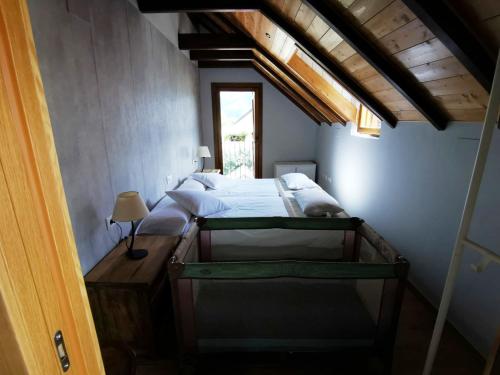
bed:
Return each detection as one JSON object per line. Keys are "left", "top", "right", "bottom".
{"left": 204, "top": 178, "right": 345, "bottom": 261}
{"left": 139, "top": 174, "right": 409, "bottom": 372}
{"left": 137, "top": 176, "right": 347, "bottom": 261}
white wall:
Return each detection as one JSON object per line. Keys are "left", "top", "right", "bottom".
{"left": 199, "top": 68, "right": 319, "bottom": 177}
{"left": 316, "top": 121, "right": 500, "bottom": 355}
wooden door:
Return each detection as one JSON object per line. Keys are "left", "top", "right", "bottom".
{"left": 0, "top": 1, "right": 104, "bottom": 374}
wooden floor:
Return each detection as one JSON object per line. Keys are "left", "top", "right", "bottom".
{"left": 135, "top": 286, "right": 486, "bottom": 375}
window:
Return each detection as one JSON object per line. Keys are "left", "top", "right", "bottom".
{"left": 355, "top": 105, "right": 381, "bottom": 138}
{"left": 211, "top": 83, "right": 263, "bottom": 179}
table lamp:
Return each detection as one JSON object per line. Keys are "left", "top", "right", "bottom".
{"left": 197, "top": 146, "right": 211, "bottom": 171}
{"left": 112, "top": 191, "right": 150, "bottom": 259}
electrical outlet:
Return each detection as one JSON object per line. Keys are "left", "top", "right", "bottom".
{"left": 105, "top": 215, "right": 115, "bottom": 231}
{"left": 166, "top": 175, "right": 173, "bottom": 185}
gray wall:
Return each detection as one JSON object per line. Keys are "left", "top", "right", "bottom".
{"left": 316, "top": 122, "right": 500, "bottom": 355}
{"left": 29, "top": 0, "right": 201, "bottom": 273}
{"left": 199, "top": 68, "right": 318, "bottom": 178}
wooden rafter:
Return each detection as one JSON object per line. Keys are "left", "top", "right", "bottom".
{"left": 400, "top": 0, "right": 495, "bottom": 92}
{"left": 179, "top": 30, "right": 344, "bottom": 123}
{"left": 254, "top": 51, "right": 342, "bottom": 124}
{"left": 302, "top": 0, "right": 449, "bottom": 130}
{"left": 179, "top": 34, "right": 254, "bottom": 50}
{"left": 137, "top": 0, "right": 398, "bottom": 127}
{"left": 138, "top": 0, "right": 256, "bottom": 13}
{"left": 189, "top": 50, "right": 254, "bottom": 61}
{"left": 193, "top": 59, "right": 331, "bottom": 123}
{"left": 206, "top": 13, "right": 348, "bottom": 124}
{"left": 252, "top": 60, "right": 324, "bottom": 125}
{"left": 186, "top": 13, "right": 222, "bottom": 34}
{"left": 254, "top": 53, "right": 341, "bottom": 124}
{"left": 287, "top": 51, "right": 357, "bottom": 122}
{"left": 197, "top": 61, "right": 254, "bottom": 69}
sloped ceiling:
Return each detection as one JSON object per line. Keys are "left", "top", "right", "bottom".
{"left": 137, "top": 0, "right": 500, "bottom": 129}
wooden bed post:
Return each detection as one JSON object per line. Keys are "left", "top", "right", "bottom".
{"left": 375, "top": 259, "right": 409, "bottom": 372}
{"left": 199, "top": 230, "right": 212, "bottom": 262}
{"left": 343, "top": 230, "right": 361, "bottom": 261}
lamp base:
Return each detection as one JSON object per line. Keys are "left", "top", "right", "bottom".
{"left": 127, "top": 248, "right": 148, "bottom": 260}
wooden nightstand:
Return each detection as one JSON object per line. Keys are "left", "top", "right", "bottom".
{"left": 85, "top": 235, "right": 180, "bottom": 357}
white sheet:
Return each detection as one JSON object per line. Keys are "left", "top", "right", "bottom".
{"left": 206, "top": 178, "right": 279, "bottom": 197}
{"left": 206, "top": 196, "right": 288, "bottom": 218}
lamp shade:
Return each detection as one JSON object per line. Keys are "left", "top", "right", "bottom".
{"left": 197, "top": 146, "right": 211, "bottom": 158}
{"left": 112, "top": 191, "right": 149, "bottom": 222}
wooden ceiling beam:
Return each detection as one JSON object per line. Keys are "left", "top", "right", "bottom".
{"left": 186, "top": 13, "right": 223, "bottom": 34}
{"left": 179, "top": 16, "right": 340, "bottom": 123}
{"left": 189, "top": 50, "right": 254, "bottom": 61}
{"left": 179, "top": 34, "right": 255, "bottom": 50}
{"left": 198, "top": 61, "right": 254, "bottom": 69}
{"left": 137, "top": 0, "right": 398, "bottom": 127}
{"left": 208, "top": 14, "right": 345, "bottom": 124}
{"left": 204, "top": 13, "right": 238, "bottom": 33}
{"left": 254, "top": 52, "right": 343, "bottom": 124}
{"left": 302, "top": 0, "right": 449, "bottom": 130}
{"left": 137, "top": 1, "right": 257, "bottom": 13}
{"left": 400, "top": 0, "right": 495, "bottom": 92}
{"left": 259, "top": 3, "right": 398, "bottom": 128}
{"left": 252, "top": 61, "right": 325, "bottom": 125}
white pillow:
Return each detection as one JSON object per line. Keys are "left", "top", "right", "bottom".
{"left": 293, "top": 188, "right": 344, "bottom": 217}
{"left": 191, "top": 172, "right": 231, "bottom": 189}
{"left": 167, "top": 190, "right": 231, "bottom": 217}
{"left": 136, "top": 196, "right": 191, "bottom": 236}
{"left": 177, "top": 178, "right": 206, "bottom": 191}
{"left": 281, "top": 173, "right": 318, "bottom": 190}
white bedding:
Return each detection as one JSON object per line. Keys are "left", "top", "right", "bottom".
{"left": 205, "top": 194, "right": 345, "bottom": 261}
{"left": 206, "top": 196, "right": 288, "bottom": 218}
{"left": 206, "top": 178, "right": 280, "bottom": 197}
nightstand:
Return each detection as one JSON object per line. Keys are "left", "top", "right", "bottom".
{"left": 85, "top": 235, "right": 180, "bottom": 357}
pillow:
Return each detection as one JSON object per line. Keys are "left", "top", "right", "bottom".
{"left": 293, "top": 188, "right": 344, "bottom": 217}
{"left": 281, "top": 173, "right": 318, "bottom": 190}
{"left": 167, "top": 190, "right": 231, "bottom": 217}
{"left": 177, "top": 178, "right": 206, "bottom": 191}
{"left": 136, "top": 196, "right": 191, "bottom": 236}
{"left": 191, "top": 172, "right": 232, "bottom": 190}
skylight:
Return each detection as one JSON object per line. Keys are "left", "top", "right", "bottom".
{"left": 289, "top": 49, "right": 381, "bottom": 137}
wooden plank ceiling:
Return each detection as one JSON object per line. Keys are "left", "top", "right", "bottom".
{"left": 229, "top": 0, "right": 493, "bottom": 123}
{"left": 138, "top": 0, "right": 500, "bottom": 127}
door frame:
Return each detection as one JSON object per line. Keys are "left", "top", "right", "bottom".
{"left": 211, "top": 82, "right": 263, "bottom": 178}
{"left": 0, "top": 0, "right": 104, "bottom": 373}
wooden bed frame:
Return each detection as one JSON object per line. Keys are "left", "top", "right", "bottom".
{"left": 168, "top": 217, "right": 409, "bottom": 372}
